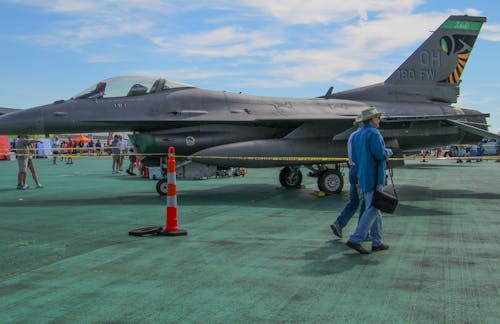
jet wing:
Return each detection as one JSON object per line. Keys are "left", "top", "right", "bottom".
{"left": 381, "top": 112, "right": 499, "bottom": 140}
{"left": 381, "top": 113, "right": 490, "bottom": 123}
{"left": 255, "top": 114, "right": 357, "bottom": 121}
{"left": 445, "top": 119, "right": 500, "bottom": 140}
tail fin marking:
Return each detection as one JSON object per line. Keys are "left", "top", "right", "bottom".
{"left": 386, "top": 15, "right": 486, "bottom": 86}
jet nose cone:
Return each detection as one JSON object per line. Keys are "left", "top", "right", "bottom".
{"left": 0, "top": 109, "right": 44, "bottom": 135}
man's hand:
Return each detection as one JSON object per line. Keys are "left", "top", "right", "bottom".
{"left": 384, "top": 148, "right": 393, "bottom": 158}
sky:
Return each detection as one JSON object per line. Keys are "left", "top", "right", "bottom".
{"left": 0, "top": 0, "right": 499, "bottom": 133}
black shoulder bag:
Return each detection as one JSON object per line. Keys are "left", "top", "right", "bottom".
{"left": 372, "top": 159, "right": 398, "bottom": 214}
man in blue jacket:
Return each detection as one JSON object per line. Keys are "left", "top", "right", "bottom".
{"left": 346, "top": 107, "right": 392, "bottom": 254}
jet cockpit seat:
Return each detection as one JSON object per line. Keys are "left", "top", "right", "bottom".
{"left": 75, "top": 81, "right": 106, "bottom": 99}
{"left": 127, "top": 84, "right": 148, "bottom": 96}
{"left": 149, "top": 78, "right": 166, "bottom": 93}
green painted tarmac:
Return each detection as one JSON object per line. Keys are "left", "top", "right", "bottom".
{"left": 0, "top": 157, "right": 499, "bottom": 323}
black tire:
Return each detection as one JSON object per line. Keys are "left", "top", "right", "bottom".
{"left": 318, "top": 169, "right": 344, "bottom": 194}
{"left": 156, "top": 179, "right": 168, "bottom": 195}
{"left": 279, "top": 167, "right": 303, "bottom": 188}
{"left": 128, "top": 226, "right": 163, "bottom": 236}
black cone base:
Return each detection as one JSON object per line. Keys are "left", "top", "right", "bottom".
{"left": 128, "top": 226, "right": 163, "bottom": 236}
{"left": 159, "top": 229, "right": 188, "bottom": 236}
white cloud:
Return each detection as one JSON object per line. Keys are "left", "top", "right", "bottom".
{"left": 340, "top": 73, "right": 386, "bottom": 87}
{"left": 7, "top": 0, "right": 495, "bottom": 93}
{"left": 449, "top": 8, "right": 483, "bottom": 17}
{"left": 10, "top": 0, "right": 174, "bottom": 13}
{"left": 481, "top": 24, "right": 500, "bottom": 42}
{"left": 253, "top": 13, "right": 447, "bottom": 86}
{"left": 146, "top": 11, "right": 450, "bottom": 88}
{"left": 9, "top": 0, "right": 164, "bottom": 46}
{"left": 10, "top": 0, "right": 98, "bottom": 12}
{"left": 86, "top": 55, "right": 126, "bottom": 63}
{"left": 24, "top": 19, "right": 154, "bottom": 47}
{"left": 150, "top": 27, "right": 283, "bottom": 58}
{"left": 132, "top": 68, "right": 244, "bottom": 81}
{"left": 336, "top": 13, "right": 446, "bottom": 56}
{"left": 266, "top": 48, "right": 362, "bottom": 85}
{"left": 238, "top": 0, "right": 425, "bottom": 24}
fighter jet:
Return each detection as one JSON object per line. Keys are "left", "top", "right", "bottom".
{"left": 0, "top": 15, "right": 498, "bottom": 194}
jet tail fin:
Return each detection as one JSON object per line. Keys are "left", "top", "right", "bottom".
{"left": 331, "top": 15, "right": 486, "bottom": 103}
{"left": 385, "top": 15, "right": 486, "bottom": 102}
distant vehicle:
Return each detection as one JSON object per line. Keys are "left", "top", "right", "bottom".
{"left": 442, "top": 145, "right": 459, "bottom": 158}
{"left": 441, "top": 138, "right": 498, "bottom": 158}
{"left": 480, "top": 139, "right": 499, "bottom": 155}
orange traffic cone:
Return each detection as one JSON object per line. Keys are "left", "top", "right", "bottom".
{"left": 160, "top": 147, "right": 187, "bottom": 236}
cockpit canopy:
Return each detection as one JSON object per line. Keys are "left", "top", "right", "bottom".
{"left": 71, "top": 76, "right": 195, "bottom": 99}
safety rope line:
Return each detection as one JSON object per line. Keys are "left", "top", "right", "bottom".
{"left": 9, "top": 146, "right": 133, "bottom": 152}
{"left": 4, "top": 151, "right": 500, "bottom": 161}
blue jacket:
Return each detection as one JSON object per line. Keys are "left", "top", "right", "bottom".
{"left": 351, "top": 123, "right": 388, "bottom": 193}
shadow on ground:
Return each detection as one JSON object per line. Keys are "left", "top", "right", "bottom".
{"left": 300, "top": 240, "right": 380, "bottom": 276}
{"left": 397, "top": 185, "right": 500, "bottom": 201}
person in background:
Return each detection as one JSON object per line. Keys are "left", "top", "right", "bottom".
{"left": 59, "top": 140, "right": 66, "bottom": 162}
{"left": 456, "top": 145, "right": 465, "bottom": 163}
{"left": 465, "top": 145, "right": 472, "bottom": 163}
{"left": 52, "top": 136, "right": 59, "bottom": 165}
{"left": 95, "top": 139, "right": 102, "bottom": 156}
{"left": 77, "top": 140, "right": 83, "bottom": 154}
{"left": 118, "top": 135, "right": 127, "bottom": 171}
{"left": 330, "top": 120, "right": 365, "bottom": 239}
{"left": 27, "top": 154, "right": 44, "bottom": 188}
{"left": 126, "top": 146, "right": 137, "bottom": 176}
{"left": 66, "top": 137, "right": 74, "bottom": 164}
{"left": 15, "top": 135, "right": 43, "bottom": 189}
{"left": 476, "top": 142, "right": 484, "bottom": 162}
{"left": 87, "top": 138, "right": 94, "bottom": 156}
{"left": 111, "top": 135, "right": 121, "bottom": 174}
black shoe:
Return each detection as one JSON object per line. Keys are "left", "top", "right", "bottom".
{"left": 372, "top": 243, "right": 390, "bottom": 252}
{"left": 330, "top": 221, "right": 342, "bottom": 238}
{"left": 346, "top": 241, "right": 370, "bottom": 254}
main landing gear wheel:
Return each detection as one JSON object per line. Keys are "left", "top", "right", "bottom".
{"left": 156, "top": 179, "right": 167, "bottom": 195}
{"left": 318, "top": 169, "right": 344, "bottom": 194}
{"left": 279, "top": 167, "right": 303, "bottom": 188}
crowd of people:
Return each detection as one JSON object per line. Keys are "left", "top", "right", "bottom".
{"left": 12, "top": 134, "right": 140, "bottom": 190}
{"left": 110, "top": 134, "right": 136, "bottom": 174}
{"left": 50, "top": 137, "right": 104, "bottom": 165}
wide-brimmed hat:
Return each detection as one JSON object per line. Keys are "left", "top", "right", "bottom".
{"left": 355, "top": 107, "right": 382, "bottom": 123}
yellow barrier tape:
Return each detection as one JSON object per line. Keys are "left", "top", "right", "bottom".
{"left": 5, "top": 151, "right": 500, "bottom": 161}
{"left": 5, "top": 145, "right": 500, "bottom": 161}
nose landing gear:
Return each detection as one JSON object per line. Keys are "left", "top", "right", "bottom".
{"left": 279, "top": 166, "right": 303, "bottom": 188}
